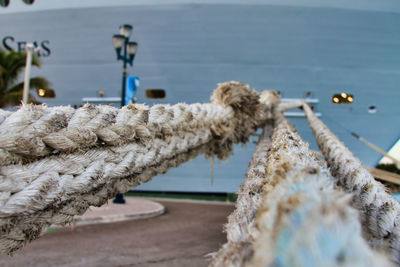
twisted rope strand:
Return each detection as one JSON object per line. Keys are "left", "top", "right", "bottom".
{"left": 210, "top": 123, "right": 275, "bottom": 267}
{"left": 208, "top": 90, "right": 281, "bottom": 266}
{"left": 0, "top": 82, "right": 276, "bottom": 254}
{"left": 0, "top": 138, "right": 222, "bottom": 254}
{"left": 248, "top": 114, "right": 390, "bottom": 266}
{"left": 0, "top": 103, "right": 233, "bottom": 165}
{"left": 303, "top": 102, "right": 400, "bottom": 263}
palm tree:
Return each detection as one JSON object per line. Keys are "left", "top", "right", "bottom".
{"left": 0, "top": 48, "right": 51, "bottom": 108}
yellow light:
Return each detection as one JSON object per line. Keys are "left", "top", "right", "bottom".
{"left": 341, "top": 93, "right": 347, "bottom": 98}
{"left": 333, "top": 97, "right": 339, "bottom": 103}
{"left": 348, "top": 96, "right": 353, "bottom": 102}
{"left": 38, "top": 89, "right": 46, "bottom": 97}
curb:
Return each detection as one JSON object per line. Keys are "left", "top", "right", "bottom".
{"left": 49, "top": 199, "right": 165, "bottom": 229}
{"left": 73, "top": 201, "right": 165, "bottom": 226}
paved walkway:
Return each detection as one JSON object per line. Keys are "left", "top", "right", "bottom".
{"left": 0, "top": 198, "right": 234, "bottom": 267}
{"left": 72, "top": 197, "right": 165, "bottom": 226}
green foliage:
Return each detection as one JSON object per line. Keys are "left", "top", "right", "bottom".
{"left": 0, "top": 48, "right": 51, "bottom": 108}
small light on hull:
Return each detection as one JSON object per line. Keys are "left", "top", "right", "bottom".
{"left": 332, "top": 93, "right": 354, "bottom": 104}
{"left": 37, "top": 88, "right": 56, "bottom": 98}
{"left": 98, "top": 90, "right": 105, "bottom": 97}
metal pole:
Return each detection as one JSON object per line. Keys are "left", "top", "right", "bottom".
{"left": 22, "top": 43, "right": 34, "bottom": 104}
{"left": 120, "top": 38, "right": 128, "bottom": 107}
{"left": 351, "top": 132, "right": 400, "bottom": 166}
{"left": 114, "top": 38, "right": 129, "bottom": 204}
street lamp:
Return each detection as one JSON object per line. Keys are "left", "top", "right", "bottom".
{"left": 112, "top": 24, "right": 138, "bottom": 107}
{"left": 112, "top": 24, "right": 138, "bottom": 204}
{"left": 0, "top": 0, "right": 35, "bottom": 7}
{"left": 22, "top": 43, "right": 43, "bottom": 104}
{"left": 22, "top": 43, "right": 34, "bottom": 104}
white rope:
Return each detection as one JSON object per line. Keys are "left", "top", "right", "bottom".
{"left": 0, "top": 81, "right": 276, "bottom": 254}
{"left": 303, "top": 102, "right": 400, "bottom": 264}
{"left": 209, "top": 91, "right": 280, "bottom": 266}
{"left": 0, "top": 137, "right": 223, "bottom": 254}
{"left": 210, "top": 123, "right": 275, "bottom": 267}
{"left": 210, "top": 97, "right": 390, "bottom": 266}
{"left": 2, "top": 81, "right": 394, "bottom": 264}
{"left": 0, "top": 81, "right": 270, "bottom": 167}
{"left": 0, "top": 103, "right": 232, "bottom": 165}
{"left": 277, "top": 100, "right": 302, "bottom": 112}
{"left": 0, "top": 110, "right": 11, "bottom": 124}
{"left": 247, "top": 114, "right": 390, "bottom": 266}
{"left": 0, "top": 130, "right": 210, "bottom": 213}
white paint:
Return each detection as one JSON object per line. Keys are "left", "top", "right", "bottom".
{"left": 380, "top": 138, "right": 400, "bottom": 168}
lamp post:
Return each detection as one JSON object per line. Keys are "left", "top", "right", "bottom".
{"left": 112, "top": 24, "right": 138, "bottom": 204}
{"left": 22, "top": 43, "right": 34, "bottom": 104}
{"left": 22, "top": 43, "right": 45, "bottom": 104}
{"left": 112, "top": 24, "right": 138, "bottom": 107}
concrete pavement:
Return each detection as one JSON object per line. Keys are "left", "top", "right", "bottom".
{"left": 0, "top": 198, "right": 235, "bottom": 266}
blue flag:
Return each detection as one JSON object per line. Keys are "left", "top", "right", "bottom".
{"left": 125, "top": 76, "right": 140, "bottom": 105}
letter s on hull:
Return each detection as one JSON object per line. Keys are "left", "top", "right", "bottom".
{"left": 2, "top": 36, "right": 15, "bottom": 51}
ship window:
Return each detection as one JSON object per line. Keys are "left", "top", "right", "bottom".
{"left": 22, "top": 0, "right": 35, "bottom": 4}
{"left": 146, "top": 89, "right": 166, "bottom": 99}
{"left": 0, "top": 0, "right": 10, "bottom": 7}
{"left": 368, "top": 105, "right": 377, "bottom": 114}
{"left": 332, "top": 93, "right": 353, "bottom": 104}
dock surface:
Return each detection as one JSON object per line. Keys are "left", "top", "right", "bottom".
{"left": 0, "top": 199, "right": 234, "bottom": 267}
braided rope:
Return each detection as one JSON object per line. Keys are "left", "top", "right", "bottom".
{"left": 0, "top": 82, "right": 277, "bottom": 254}
{"left": 0, "top": 82, "right": 270, "bottom": 167}
{"left": 0, "top": 110, "right": 11, "bottom": 124}
{"left": 277, "top": 100, "right": 302, "bottom": 112}
{"left": 303, "top": 103, "right": 400, "bottom": 263}
{"left": 0, "top": 138, "right": 223, "bottom": 254}
{"left": 247, "top": 114, "right": 389, "bottom": 266}
{"left": 0, "top": 103, "right": 231, "bottom": 165}
{"left": 210, "top": 123, "right": 275, "bottom": 267}
{"left": 209, "top": 90, "right": 281, "bottom": 266}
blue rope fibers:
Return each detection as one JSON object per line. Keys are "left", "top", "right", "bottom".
{"left": 272, "top": 180, "right": 376, "bottom": 267}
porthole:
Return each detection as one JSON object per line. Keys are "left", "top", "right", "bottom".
{"left": 368, "top": 105, "right": 377, "bottom": 114}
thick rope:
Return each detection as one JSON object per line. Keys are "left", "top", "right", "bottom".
{"left": 277, "top": 100, "right": 302, "bottom": 112}
{"left": 247, "top": 114, "right": 390, "bottom": 266}
{"left": 303, "top": 102, "right": 400, "bottom": 264}
{"left": 209, "top": 90, "right": 280, "bottom": 266}
{"left": 210, "top": 98, "right": 390, "bottom": 266}
{"left": 0, "top": 138, "right": 223, "bottom": 254}
{"left": 0, "top": 103, "right": 231, "bottom": 165}
{"left": 209, "top": 123, "right": 275, "bottom": 267}
{"left": 0, "top": 82, "right": 269, "bottom": 167}
{"left": 0, "top": 82, "right": 276, "bottom": 254}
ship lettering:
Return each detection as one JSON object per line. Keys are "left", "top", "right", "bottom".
{"left": 2, "top": 36, "right": 51, "bottom": 57}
